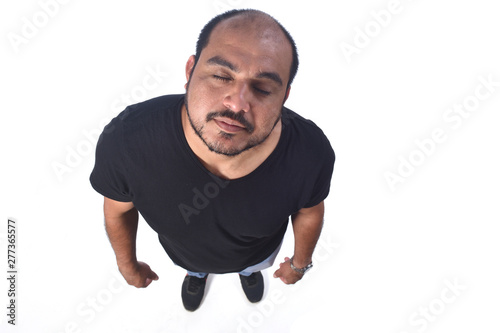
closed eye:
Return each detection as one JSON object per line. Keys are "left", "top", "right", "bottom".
{"left": 213, "top": 75, "right": 231, "bottom": 82}
{"left": 214, "top": 75, "right": 271, "bottom": 96}
{"left": 254, "top": 87, "right": 271, "bottom": 96}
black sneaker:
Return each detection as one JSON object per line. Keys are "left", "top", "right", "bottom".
{"left": 181, "top": 274, "right": 208, "bottom": 311}
{"left": 239, "top": 271, "right": 264, "bottom": 303}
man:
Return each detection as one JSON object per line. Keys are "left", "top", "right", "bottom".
{"left": 90, "top": 9, "right": 335, "bottom": 312}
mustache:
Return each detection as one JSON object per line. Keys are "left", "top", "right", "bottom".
{"left": 206, "top": 110, "right": 255, "bottom": 133}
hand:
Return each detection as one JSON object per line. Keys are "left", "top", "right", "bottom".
{"left": 118, "top": 261, "right": 159, "bottom": 288}
{"left": 273, "top": 257, "right": 303, "bottom": 285}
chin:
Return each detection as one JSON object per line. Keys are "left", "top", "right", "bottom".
{"left": 205, "top": 139, "right": 249, "bottom": 157}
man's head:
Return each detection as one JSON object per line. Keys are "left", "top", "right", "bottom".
{"left": 194, "top": 9, "right": 299, "bottom": 90}
{"left": 184, "top": 9, "right": 298, "bottom": 157}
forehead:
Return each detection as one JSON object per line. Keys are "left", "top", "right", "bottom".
{"left": 201, "top": 15, "right": 293, "bottom": 79}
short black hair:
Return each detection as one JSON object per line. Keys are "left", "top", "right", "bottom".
{"left": 194, "top": 9, "right": 299, "bottom": 89}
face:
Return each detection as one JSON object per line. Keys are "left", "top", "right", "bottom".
{"left": 184, "top": 17, "right": 292, "bottom": 157}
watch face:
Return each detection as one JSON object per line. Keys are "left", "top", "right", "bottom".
{"left": 293, "top": 262, "right": 312, "bottom": 274}
{"left": 290, "top": 257, "right": 313, "bottom": 274}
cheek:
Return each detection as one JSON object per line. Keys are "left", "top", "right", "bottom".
{"left": 254, "top": 107, "right": 281, "bottom": 131}
{"left": 187, "top": 82, "right": 213, "bottom": 115}
{"left": 189, "top": 77, "right": 222, "bottom": 110}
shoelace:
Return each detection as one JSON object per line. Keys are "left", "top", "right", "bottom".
{"left": 243, "top": 273, "right": 257, "bottom": 286}
{"left": 187, "top": 276, "right": 205, "bottom": 293}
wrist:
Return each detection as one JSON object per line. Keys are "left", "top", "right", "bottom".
{"left": 290, "top": 256, "right": 313, "bottom": 275}
{"left": 117, "top": 257, "right": 138, "bottom": 270}
{"left": 291, "top": 256, "right": 312, "bottom": 268}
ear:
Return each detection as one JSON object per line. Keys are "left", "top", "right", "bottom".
{"left": 184, "top": 55, "right": 196, "bottom": 89}
{"left": 283, "top": 85, "right": 291, "bottom": 104}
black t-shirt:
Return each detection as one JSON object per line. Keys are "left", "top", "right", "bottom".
{"left": 90, "top": 94, "right": 335, "bottom": 273}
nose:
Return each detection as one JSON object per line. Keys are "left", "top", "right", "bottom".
{"left": 223, "top": 82, "right": 251, "bottom": 113}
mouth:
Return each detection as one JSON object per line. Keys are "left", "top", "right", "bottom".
{"left": 213, "top": 117, "right": 247, "bottom": 133}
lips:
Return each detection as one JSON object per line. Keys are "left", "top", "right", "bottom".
{"left": 214, "top": 118, "right": 246, "bottom": 133}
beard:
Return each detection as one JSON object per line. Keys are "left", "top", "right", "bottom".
{"left": 184, "top": 86, "right": 281, "bottom": 157}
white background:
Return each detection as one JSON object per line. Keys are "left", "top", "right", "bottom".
{"left": 1, "top": 0, "right": 499, "bottom": 332}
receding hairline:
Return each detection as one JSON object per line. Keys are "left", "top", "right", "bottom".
{"left": 195, "top": 9, "right": 299, "bottom": 87}
{"left": 215, "top": 11, "right": 288, "bottom": 44}
{"left": 217, "top": 10, "right": 282, "bottom": 31}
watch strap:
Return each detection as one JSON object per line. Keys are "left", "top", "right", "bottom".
{"left": 290, "top": 256, "right": 313, "bottom": 274}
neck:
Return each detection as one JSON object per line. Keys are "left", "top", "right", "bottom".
{"left": 181, "top": 104, "right": 282, "bottom": 180}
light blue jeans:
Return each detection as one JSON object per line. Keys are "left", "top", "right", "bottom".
{"left": 187, "top": 242, "right": 282, "bottom": 278}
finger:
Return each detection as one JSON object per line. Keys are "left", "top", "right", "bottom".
{"left": 150, "top": 270, "right": 159, "bottom": 281}
{"left": 144, "top": 278, "right": 153, "bottom": 288}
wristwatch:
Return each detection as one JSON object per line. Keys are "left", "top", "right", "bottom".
{"left": 290, "top": 256, "right": 313, "bottom": 274}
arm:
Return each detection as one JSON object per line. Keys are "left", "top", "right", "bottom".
{"left": 103, "top": 197, "right": 158, "bottom": 288}
{"left": 273, "top": 201, "right": 324, "bottom": 284}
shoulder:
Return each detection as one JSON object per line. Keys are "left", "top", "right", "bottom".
{"left": 97, "top": 94, "right": 184, "bottom": 150}
{"left": 281, "top": 107, "right": 335, "bottom": 162}
{"left": 278, "top": 107, "right": 335, "bottom": 208}
{"left": 117, "top": 94, "right": 184, "bottom": 126}
{"left": 102, "top": 94, "right": 184, "bottom": 140}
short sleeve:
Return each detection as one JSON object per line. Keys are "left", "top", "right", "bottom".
{"left": 303, "top": 137, "right": 335, "bottom": 208}
{"left": 89, "top": 113, "right": 133, "bottom": 202}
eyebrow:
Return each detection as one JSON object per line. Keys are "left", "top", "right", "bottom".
{"left": 256, "top": 71, "right": 283, "bottom": 86}
{"left": 207, "top": 56, "right": 238, "bottom": 72}
{"left": 207, "top": 56, "right": 283, "bottom": 87}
